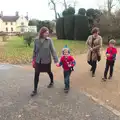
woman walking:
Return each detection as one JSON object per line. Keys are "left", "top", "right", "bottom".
{"left": 86, "top": 27, "right": 102, "bottom": 77}
{"left": 31, "top": 27, "right": 58, "bottom": 96}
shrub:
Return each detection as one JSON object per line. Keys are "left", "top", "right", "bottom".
{"left": 56, "top": 17, "right": 65, "bottom": 39}
{"left": 64, "top": 15, "right": 74, "bottom": 40}
{"left": 74, "top": 15, "right": 89, "bottom": 40}
{"left": 23, "top": 32, "right": 36, "bottom": 47}
{"left": 0, "top": 32, "right": 8, "bottom": 42}
{"left": 62, "top": 7, "right": 75, "bottom": 17}
{"left": 78, "top": 8, "right": 86, "bottom": 16}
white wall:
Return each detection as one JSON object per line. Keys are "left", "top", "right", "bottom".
{"left": 0, "top": 19, "right": 3, "bottom": 31}
{"left": 2, "top": 22, "right": 16, "bottom": 32}
{"left": 28, "top": 26, "right": 37, "bottom": 33}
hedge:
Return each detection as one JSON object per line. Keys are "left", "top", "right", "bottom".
{"left": 64, "top": 15, "right": 74, "bottom": 40}
{"left": 74, "top": 15, "right": 89, "bottom": 40}
{"left": 56, "top": 17, "right": 65, "bottom": 39}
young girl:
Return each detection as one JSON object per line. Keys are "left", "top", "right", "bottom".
{"left": 56, "top": 45, "right": 76, "bottom": 93}
{"left": 102, "top": 39, "right": 117, "bottom": 81}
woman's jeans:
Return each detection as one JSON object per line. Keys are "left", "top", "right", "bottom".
{"left": 64, "top": 70, "right": 71, "bottom": 89}
{"left": 88, "top": 60, "right": 97, "bottom": 75}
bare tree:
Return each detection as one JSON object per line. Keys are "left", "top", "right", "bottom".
{"left": 107, "top": 0, "right": 115, "bottom": 16}
{"left": 48, "top": 0, "right": 58, "bottom": 20}
{"left": 48, "top": 0, "right": 78, "bottom": 20}
{"left": 63, "top": 0, "right": 67, "bottom": 9}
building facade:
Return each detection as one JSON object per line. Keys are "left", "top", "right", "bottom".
{"left": 0, "top": 11, "right": 37, "bottom": 33}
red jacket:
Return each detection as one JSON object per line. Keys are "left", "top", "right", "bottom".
{"left": 59, "top": 55, "right": 76, "bottom": 71}
{"left": 106, "top": 47, "right": 117, "bottom": 61}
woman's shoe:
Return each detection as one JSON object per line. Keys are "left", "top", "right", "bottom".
{"left": 108, "top": 76, "right": 112, "bottom": 80}
{"left": 31, "top": 90, "right": 37, "bottom": 97}
{"left": 102, "top": 77, "right": 107, "bottom": 81}
{"left": 47, "top": 82, "right": 54, "bottom": 88}
{"left": 92, "top": 73, "right": 95, "bottom": 77}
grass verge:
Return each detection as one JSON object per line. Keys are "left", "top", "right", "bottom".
{"left": 0, "top": 36, "right": 86, "bottom": 64}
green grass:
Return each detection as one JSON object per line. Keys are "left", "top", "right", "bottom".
{"left": 0, "top": 36, "right": 86, "bottom": 64}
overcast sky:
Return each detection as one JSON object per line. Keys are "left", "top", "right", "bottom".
{"left": 0, "top": 0, "right": 113, "bottom": 20}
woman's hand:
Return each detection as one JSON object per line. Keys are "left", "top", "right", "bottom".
{"left": 32, "top": 60, "right": 36, "bottom": 68}
{"left": 90, "top": 48, "right": 93, "bottom": 51}
{"left": 56, "top": 63, "right": 60, "bottom": 67}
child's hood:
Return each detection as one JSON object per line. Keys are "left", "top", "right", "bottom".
{"left": 62, "top": 45, "right": 70, "bottom": 55}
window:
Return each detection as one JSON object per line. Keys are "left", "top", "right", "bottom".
{"left": 6, "top": 27, "right": 8, "bottom": 32}
{"left": 11, "top": 27, "right": 13, "bottom": 32}
{"left": 21, "top": 22, "right": 24, "bottom": 26}
{"left": 6, "top": 22, "right": 7, "bottom": 25}
{"left": 11, "top": 22, "right": 13, "bottom": 25}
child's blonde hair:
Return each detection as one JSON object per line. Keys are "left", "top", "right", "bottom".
{"left": 109, "top": 39, "right": 116, "bottom": 45}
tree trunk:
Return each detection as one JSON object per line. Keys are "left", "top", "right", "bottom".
{"left": 63, "top": 0, "right": 67, "bottom": 9}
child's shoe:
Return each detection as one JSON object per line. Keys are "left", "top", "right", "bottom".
{"left": 64, "top": 88, "right": 69, "bottom": 93}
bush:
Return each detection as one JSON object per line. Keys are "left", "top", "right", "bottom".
{"left": 62, "top": 7, "right": 75, "bottom": 17}
{"left": 56, "top": 17, "right": 65, "bottom": 39}
{"left": 0, "top": 32, "right": 8, "bottom": 42}
{"left": 64, "top": 15, "right": 74, "bottom": 40}
{"left": 74, "top": 15, "right": 89, "bottom": 40}
{"left": 23, "top": 32, "right": 36, "bottom": 47}
{"left": 116, "top": 39, "right": 120, "bottom": 45}
{"left": 78, "top": 8, "right": 86, "bottom": 16}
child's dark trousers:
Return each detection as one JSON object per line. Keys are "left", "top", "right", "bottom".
{"left": 104, "top": 60, "right": 115, "bottom": 78}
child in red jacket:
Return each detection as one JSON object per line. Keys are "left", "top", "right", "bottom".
{"left": 102, "top": 39, "right": 117, "bottom": 81}
{"left": 56, "top": 45, "right": 76, "bottom": 93}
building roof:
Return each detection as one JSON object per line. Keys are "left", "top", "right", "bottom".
{"left": 0, "top": 16, "right": 19, "bottom": 22}
{"left": 0, "top": 16, "right": 28, "bottom": 22}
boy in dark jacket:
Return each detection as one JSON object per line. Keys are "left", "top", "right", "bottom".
{"left": 56, "top": 45, "right": 76, "bottom": 93}
{"left": 102, "top": 39, "right": 117, "bottom": 81}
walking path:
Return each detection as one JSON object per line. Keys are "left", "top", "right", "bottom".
{"left": 0, "top": 64, "right": 120, "bottom": 120}
{"left": 54, "top": 48, "right": 120, "bottom": 111}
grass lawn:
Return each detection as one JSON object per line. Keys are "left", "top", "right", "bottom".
{"left": 0, "top": 36, "right": 86, "bottom": 64}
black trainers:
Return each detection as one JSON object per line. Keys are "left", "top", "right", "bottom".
{"left": 64, "top": 88, "right": 69, "bottom": 93}
{"left": 31, "top": 90, "right": 37, "bottom": 97}
{"left": 47, "top": 82, "right": 54, "bottom": 88}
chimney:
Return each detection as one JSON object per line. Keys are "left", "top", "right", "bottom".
{"left": 1, "top": 11, "right": 3, "bottom": 16}
{"left": 15, "top": 11, "right": 19, "bottom": 16}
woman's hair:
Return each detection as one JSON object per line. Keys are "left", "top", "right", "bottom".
{"left": 39, "top": 26, "right": 49, "bottom": 38}
{"left": 91, "top": 27, "right": 100, "bottom": 34}
{"left": 109, "top": 39, "right": 116, "bottom": 45}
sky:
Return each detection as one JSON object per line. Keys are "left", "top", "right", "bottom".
{"left": 0, "top": 0, "right": 108, "bottom": 20}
